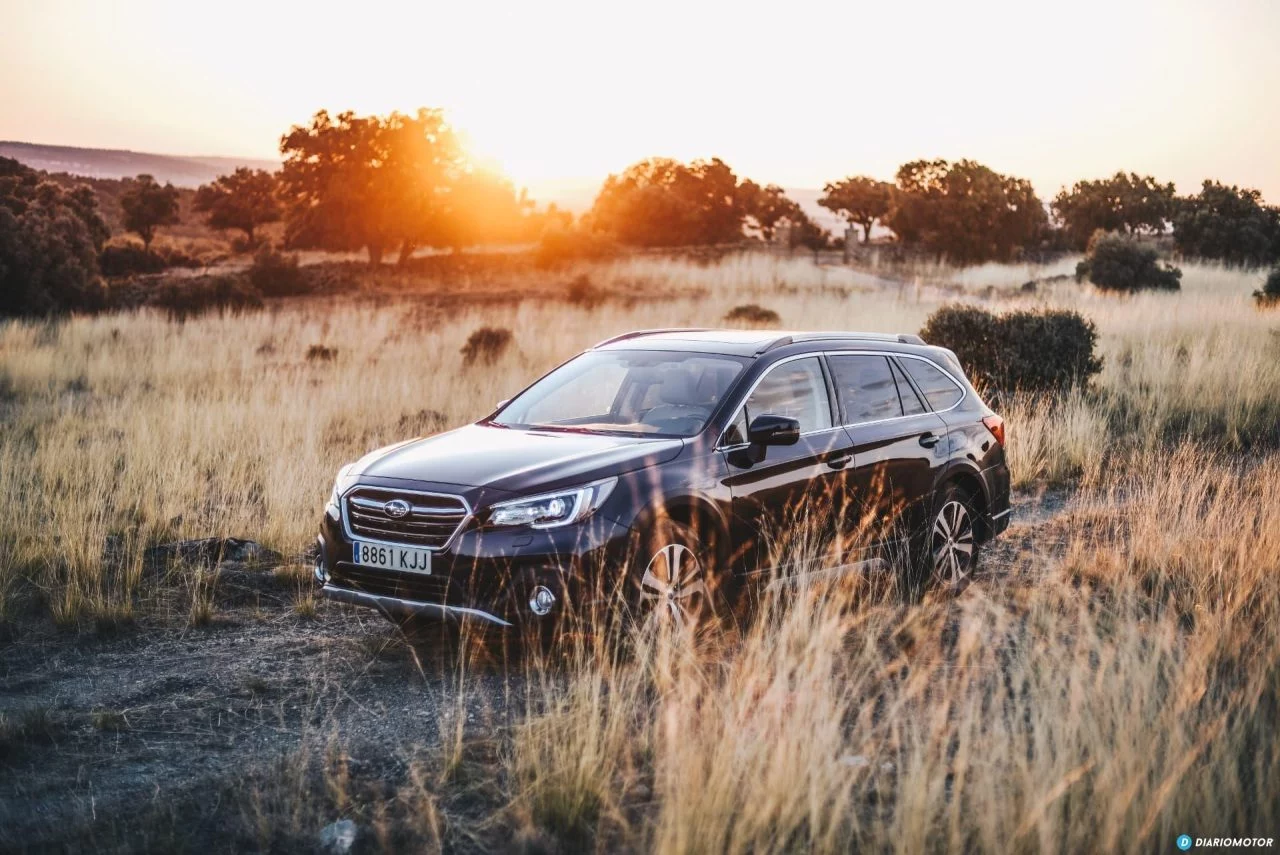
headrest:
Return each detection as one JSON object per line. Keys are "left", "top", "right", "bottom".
{"left": 659, "top": 371, "right": 699, "bottom": 405}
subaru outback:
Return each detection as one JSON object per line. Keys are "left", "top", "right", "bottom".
{"left": 315, "top": 329, "right": 1011, "bottom": 630}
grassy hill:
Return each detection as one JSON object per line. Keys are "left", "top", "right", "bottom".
{"left": 0, "top": 141, "right": 278, "bottom": 188}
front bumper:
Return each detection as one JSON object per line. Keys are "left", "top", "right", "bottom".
{"left": 321, "top": 584, "right": 513, "bottom": 626}
{"left": 317, "top": 503, "right": 631, "bottom": 626}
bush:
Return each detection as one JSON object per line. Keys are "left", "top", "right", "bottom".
{"left": 99, "top": 244, "right": 202, "bottom": 278}
{"left": 248, "top": 246, "right": 309, "bottom": 297}
{"left": 1075, "top": 232, "right": 1181, "bottom": 292}
{"left": 0, "top": 157, "right": 109, "bottom": 315}
{"left": 1255, "top": 268, "right": 1280, "bottom": 308}
{"left": 460, "top": 327, "right": 513, "bottom": 366}
{"left": 305, "top": 344, "right": 338, "bottom": 362}
{"left": 920, "top": 304, "right": 1103, "bottom": 394}
{"left": 723, "top": 304, "right": 782, "bottom": 327}
{"left": 145, "top": 275, "right": 263, "bottom": 321}
{"left": 566, "top": 273, "right": 603, "bottom": 307}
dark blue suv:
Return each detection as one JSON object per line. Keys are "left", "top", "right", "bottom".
{"left": 316, "top": 329, "right": 1011, "bottom": 630}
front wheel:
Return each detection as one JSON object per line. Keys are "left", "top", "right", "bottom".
{"left": 628, "top": 518, "right": 725, "bottom": 634}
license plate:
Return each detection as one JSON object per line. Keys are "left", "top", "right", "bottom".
{"left": 351, "top": 541, "right": 432, "bottom": 575}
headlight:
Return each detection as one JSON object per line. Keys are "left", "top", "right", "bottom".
{"left": 326, "top": 463, "right": 357, "bottom": 511}
{"left": 487, "top": 477, "right": 617, "bottom": 529}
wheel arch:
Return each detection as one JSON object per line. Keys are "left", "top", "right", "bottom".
{"left": 631, "top": 493, "right": 731, "bottom": 569}
{"left": 935, "top": 462, "right": 991, "bottom": 541}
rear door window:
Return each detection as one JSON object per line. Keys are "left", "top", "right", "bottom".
{"left": 891, "top": 359, "right": 928, "bottom": 415}
{"left": 899, "top": 357, "right": 965, "bottom": 411}
{"left": 828, "top": 354, "right": 903, "bottom": 424}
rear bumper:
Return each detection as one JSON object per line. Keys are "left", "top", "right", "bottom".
{"left": 986, "top": 506, "right": 1012, "bottom": 539}
{"left": 321, "top": 583, "right": 512, "bottom": 627}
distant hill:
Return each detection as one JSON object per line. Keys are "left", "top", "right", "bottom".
{"left": 0, "top": 141, "right": 278, "bottom": 188}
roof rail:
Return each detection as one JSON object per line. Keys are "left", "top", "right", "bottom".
{"left": 761, "top": 331, "right": 924, "bottom": 353}
{"left": 591, "top": 328, "right": 714, "bottom": 349}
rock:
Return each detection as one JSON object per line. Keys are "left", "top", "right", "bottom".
{"left": 318, "top": 819, "right": 358, "bottom": 854}
{"left": 145, "top": 537, "right": 282, "bottom": 569}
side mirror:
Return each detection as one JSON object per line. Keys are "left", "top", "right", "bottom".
{"left": 495, "top": 399, "right": 509, "bottom": 410}
{"left": 747, "top": 414, "right": 801, "bottom": 446}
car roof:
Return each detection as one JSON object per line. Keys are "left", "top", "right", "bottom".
{"left": 591, "top": 328, "right": 925, "bottom": 357}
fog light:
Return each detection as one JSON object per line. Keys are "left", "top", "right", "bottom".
{"left": 528, "top": 585, "right": 556, "bottom": 616}
{"left": 314, "top": 560, "right": 330, "bottom": 585}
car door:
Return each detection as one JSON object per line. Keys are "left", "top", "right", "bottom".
{"left": 826, "top": 353, "right": 949, "bottom": 549}
{"left": 719, "top": 355, "right": 854, "bottom": 575}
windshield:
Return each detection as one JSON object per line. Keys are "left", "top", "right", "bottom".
{"left": 490, "top": 350, "right": 748, "bottom": 437}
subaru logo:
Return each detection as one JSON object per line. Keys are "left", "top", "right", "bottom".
{"left": 383, "top": 499, "right": 411, "bottom": 519}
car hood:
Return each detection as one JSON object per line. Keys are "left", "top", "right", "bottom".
{"left": 353, "top": 423, "right": 684, "bottom": 495}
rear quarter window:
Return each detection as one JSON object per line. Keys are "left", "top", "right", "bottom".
{"left": 899, "top": 357, "right": 965, "bottom": 411}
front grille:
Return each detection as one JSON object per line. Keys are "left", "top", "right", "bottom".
{"left": 343, "top": 487, "right": 468, "bottom": 548}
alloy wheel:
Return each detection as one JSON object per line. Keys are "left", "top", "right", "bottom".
{"left": 639, "top": 542, "right": 710, "bottom": 631}
{"left": 931, "top": 500, "right": 975, "bottom": 584}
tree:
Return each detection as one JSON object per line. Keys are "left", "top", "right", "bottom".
{"left": 429, "top": 168, "right": 533, "bottom": 256}
{"left": 739, "top": 181, "right": 802, "bottom": 242}
{"left": 818, "top": 176, "right": 893, "bottom": 243}
{"left": 886, "top": 159, "right": 1047, "bottom": 263}
{"left": 587, "top": 157, "right": 753, "bottom": 247}
{"left": 193, "top": 168, "right": 281, "bottom": 244}
{"left": 279, "top": 109, "right": 467, "bottom": 265}
{"left": 789, "top": 213, "right": 832, "bottom": 258}
{"left": 120, "top": 174, "right": 180, "bottom": 250}
{"left": 0, "top": 157, "right": 109, "bottom": 315}
{"left": 1051, "top": 172, "right": 1176, "bottom": 250}
{"left": 1172, "top": 181, "right": 1280, "bottom": 267}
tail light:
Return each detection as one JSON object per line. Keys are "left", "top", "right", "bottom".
{"left": 982, "top": 415, "right": 1006, "bottom": 447}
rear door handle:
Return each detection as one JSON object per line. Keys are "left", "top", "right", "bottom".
{"left": 918, "top": 432, "right": 940, "bottom": 449}
{"left": 826, "top": 453, "right": 852, "bottom": 470}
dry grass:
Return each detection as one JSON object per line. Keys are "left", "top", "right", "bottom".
{"left": 1, "top": 250, "right": 1278, "bottom": 850}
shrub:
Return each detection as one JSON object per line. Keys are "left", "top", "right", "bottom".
{"left": 723, "top": 304, "right": 782, "bottom": 327}
{"left": 99, "top": 244, "right": 203, "bottom": 278}
{"left": 566, "top": 273, "right": 603, "bottom": 307}
{"left": 306, "top": 344, "right": 338, "bottom": 362}
{"left": 0, "top": 157, "right": 109, "bottom": 315}
{"left": 460, "top": 327, "right": 513, "bottom": 366}
{"left": 1255, "top": 268, "right": 1280, "bottom": 308}
{"left": 248, "top": 246, "right": 309, "bottom": 297}
{"left": 920, "top": 304, "right": 1103, "bottom": 394}
{"left": 99, "top": 244, "right": 166, "bottom": 277}
{"left": 146, "top": 275, "right": 263, "bottom": 321}
{"left": 1075, "top": 232, "right": 1181, "bottom": 292}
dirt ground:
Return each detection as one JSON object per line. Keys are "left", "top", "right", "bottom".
{"left": 0, "top": 489, "right": 1063, "bottom": 853}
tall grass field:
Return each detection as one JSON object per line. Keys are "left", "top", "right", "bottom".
{"left": 1, "top": 252, "right": 1278, "bottom": 852}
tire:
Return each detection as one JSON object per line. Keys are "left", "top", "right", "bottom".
{"left": 909, "top": 483, "right": 981, "bottom": 593}
{"left": 627, "top": 517, "right": 726, "bottom": 634}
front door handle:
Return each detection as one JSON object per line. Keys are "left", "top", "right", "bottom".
{"left": 826, "top": 453, "right": 852, "bottom": 470}
{"left": 918, "top": 432, "right": 940, "bottom": 449}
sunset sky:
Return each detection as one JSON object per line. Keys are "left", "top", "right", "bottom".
{"left": 2, "top": 0, "right": 1278, "bottom": 203}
